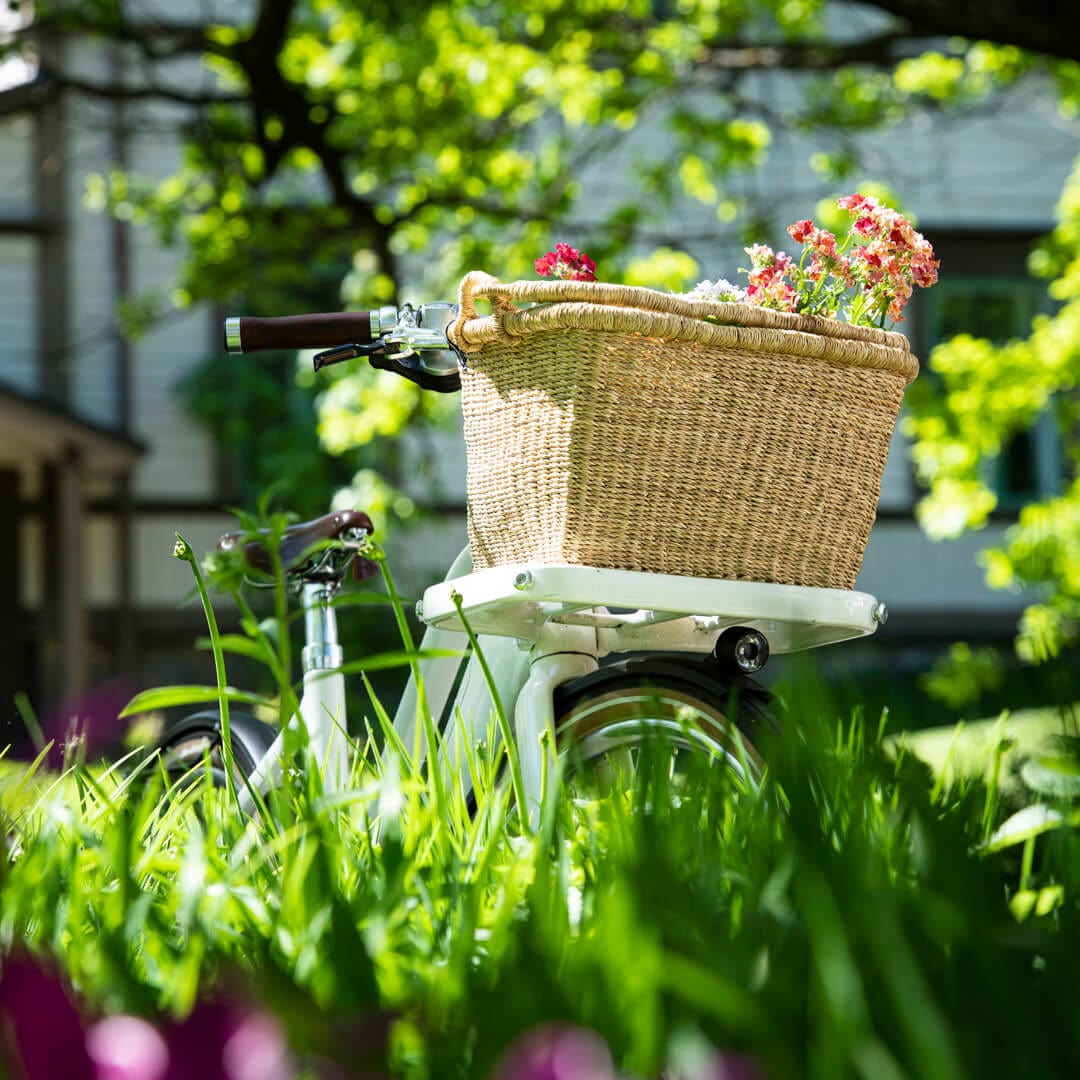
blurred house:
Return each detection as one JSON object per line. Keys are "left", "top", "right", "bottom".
{"left": 0, "top": 51, "right": 237, "bottom": 734}
{"left": 0, "top": 17, "right": 1077, "bottom": 733}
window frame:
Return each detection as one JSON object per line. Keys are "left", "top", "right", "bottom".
{"left": 921, "top": 267, "right": 1060, "bottom": 511}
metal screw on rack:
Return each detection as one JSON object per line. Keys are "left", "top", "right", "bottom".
{"left": 871, "top": 601, "right": 889, "bottom": 625}
{"left": 415, "top": 600, "right": 424, "bottom": 620}
{"left": 513, "top": 570, "right": 534, "bottom": 591}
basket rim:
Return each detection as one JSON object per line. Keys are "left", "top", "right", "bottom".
{"left": 455, "top": 271, "right": 910, "bottom": 347}
{"left": 450, "top": 272, "right": 919, "bottom": 382}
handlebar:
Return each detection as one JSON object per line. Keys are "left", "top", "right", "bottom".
{"left": 222, "top": 303, "right": 460, "bottom": 393}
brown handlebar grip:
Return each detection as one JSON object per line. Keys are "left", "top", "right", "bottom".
{"left": 223, "top": 312, "right": 373, "bottom": 354}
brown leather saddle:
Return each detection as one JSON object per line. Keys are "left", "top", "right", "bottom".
{"left": 217, "top": 509, "right": 378, "bottom": 581}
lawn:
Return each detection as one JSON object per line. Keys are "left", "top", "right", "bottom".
{"left": 3, "top": 688, "right": 1080, "bottom": 1079}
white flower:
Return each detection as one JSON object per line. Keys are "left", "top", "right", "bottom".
{"left": 682, "top": 278, "right": 747, "bottom": 303}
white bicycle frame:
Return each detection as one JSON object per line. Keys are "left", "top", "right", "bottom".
{"left": 238, "top": 544, "right": 887, "bottom": 821}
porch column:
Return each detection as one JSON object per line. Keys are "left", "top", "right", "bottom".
{"left": 56, "top": 445, "right": 87, "bottom": 702}
{"left": 0, "top": 468, "right": 18, "bottom": 727}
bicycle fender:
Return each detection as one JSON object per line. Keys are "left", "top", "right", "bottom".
{"left": 552, "top": 653, "right": 772, "bottom": 724}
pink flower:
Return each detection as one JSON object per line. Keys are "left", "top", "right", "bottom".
{"left": 912, "top": 253, "right": 939, "bottom": 288}
{"left": 535, "top": 242, "right": 597, "bottom": 281}
{"left": 686, "top": 192, "right": 939, "bottom": 327}
{"left": 809, "top": 228, "right": 837, "bottom": 257}
{"left": 744, "top": 243, "right": 777, "bottom": 269}
{"left": 787, "top": 218, "right": 815, "bottom": 244}
{"left": 86, "top": 1016, "right": 169, "bottom": 1080}
{"left": 743, "top": 246, "right": 800, "bottom": 313}
{"left": 837, "top": 192, "right": 877, "bottom": 213}
{"left": 853, "top": 243, "right": 885, "bottom": 281}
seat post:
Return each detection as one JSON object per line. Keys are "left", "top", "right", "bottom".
{"left": 301, "top": 582, "right": 342, "bottom": 673}
{"left": 297, "top": 580, "right": 350, "bottom": 795}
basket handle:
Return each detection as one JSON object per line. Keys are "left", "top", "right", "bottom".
{"left": 450, "top": 271, "right": 515, "bottom": 349}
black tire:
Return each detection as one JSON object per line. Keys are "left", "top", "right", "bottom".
{"left": 151, "top": 709, "right": 277, "bottom": 795}
{"left": 553, "top": 670, "right": 769, "bottom": 793}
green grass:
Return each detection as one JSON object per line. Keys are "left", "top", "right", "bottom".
{"left": 5, "top": 525, "right": 1080, "bottom": 1078}
{"left": 4, "top": 709, "right": 1080, "bottom": 1079}
{"left": 893, "top": 704, "right": 1080, "bottom": 792}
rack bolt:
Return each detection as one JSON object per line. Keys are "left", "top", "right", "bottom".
{"left": 415, "top": 600, "right": 425, "bottom": 620}
{"left": 871, "top": 601, "right": 888, "bottom": 625}
{"left": 513, "top": 570, "right": 534, "bottom": 591}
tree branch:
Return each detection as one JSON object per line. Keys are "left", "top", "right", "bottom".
{"left": 850, "top": 0, "right": 1080, "bottom": 63}
{"left": 25, "top": 13, "right": 215, "bottom": 61}
{"left": 35, "top": 66, "right": 245, "bottom": 107}
{"left": 696, "top": 30, "right": 922, "bottom": 73}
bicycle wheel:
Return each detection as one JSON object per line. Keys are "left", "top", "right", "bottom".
{"left": 553, "top": 671, "right": 768, "bottom": 796}
{"left": 151, "top": 710, "right": 277, "bottom": 795}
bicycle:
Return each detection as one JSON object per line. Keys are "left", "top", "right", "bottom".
{"left": 151, "top": 299, "right": 889, "bottom": 821}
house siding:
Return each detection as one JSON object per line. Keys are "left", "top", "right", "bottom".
{"left": 0, "top": 235, "right": 38, "bottom": 395}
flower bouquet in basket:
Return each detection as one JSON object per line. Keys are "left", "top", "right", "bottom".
{"left": 446, "top": 195, "right": 939, "bottom": 591}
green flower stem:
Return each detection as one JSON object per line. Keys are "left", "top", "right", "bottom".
{"left": 372, "top": 543, "right": 450, "bottom": 826}
{"left": 174, "top": 533, "right": 238, "bottom": 808}
{"left": 267, "top": 540, "right": 295, "bottom": 732}
{"left": 449, "top": 589, "right": 530, "bottom": 833}
{"left": 232, "top": 588, "right": 299, "bottom": 725}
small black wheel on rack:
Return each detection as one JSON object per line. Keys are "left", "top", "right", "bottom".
{"left": 712, "top": 626, "right": 770, "bottom": 678}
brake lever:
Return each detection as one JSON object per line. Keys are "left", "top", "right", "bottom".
{"left": 369, "top": 349, "right": 461, "bottom": 393}
{"left": 311, "top": 341, "right": 461, "bottom": 392}
{"left": 312, "top": 342, "right": 385, "bottom": 372}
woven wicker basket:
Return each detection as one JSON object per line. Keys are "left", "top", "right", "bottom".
{"left": 447, "top": 271, "right": 919, "bottom": 590}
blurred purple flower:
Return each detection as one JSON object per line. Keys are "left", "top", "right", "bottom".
{"left": 490, "top": 1023, "right": 617, "bottom": 1080}
{"left": 0, "top": 958, "right": 295, "bottom": 1080}
{"left": 667, "top": 1050, "right": 767, "bottom": 1080}
{"left": 143, "top": 998, "right": 293, "bottom": 1080}
{"left": 219, "top": 1009, "right": 293, "bottom": 1080}
{"left": 86, "top": 1016, "right": 169, "bottom": 1080}
{"left": 0, "top": 954, "right": 94, "bottom": 1079}
{"left": 38, "top": 679, "right": 136, "bottom": 767}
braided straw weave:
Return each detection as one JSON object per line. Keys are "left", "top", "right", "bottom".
{"left": 448, "top": 272, "right": 919, "bottom": 590}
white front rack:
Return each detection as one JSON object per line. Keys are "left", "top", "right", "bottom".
{"left": 419, "top": 563, "right": 884, "bottom": 657}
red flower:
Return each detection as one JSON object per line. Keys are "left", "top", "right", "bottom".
{"left": 535, "top": 242, "right": 597, "bottom": 281}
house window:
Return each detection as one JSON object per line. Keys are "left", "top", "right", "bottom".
{"left": 923, "top": 274, "right": 1059, "bottom": 510}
